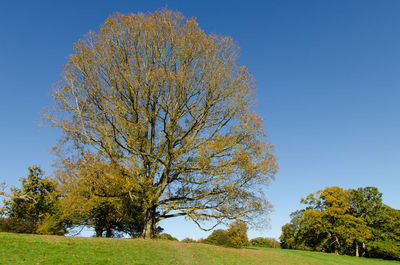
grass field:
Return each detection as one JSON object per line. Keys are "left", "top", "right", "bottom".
{"left": 0, "top": 232, "right": 399, "bottom": 265}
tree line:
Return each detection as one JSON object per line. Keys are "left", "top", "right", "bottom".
{"left": 280, "top": 186, "right": 400, "bottom": 260}
{"left": 0, "top": 169, "right": 278, "bottom": 249}
{"left": 1, "top": 169, "right": 398, "bottom": 262}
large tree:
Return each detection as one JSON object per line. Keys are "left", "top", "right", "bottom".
{"left": 46, "top": 9, "right": 277, "bottom": 238}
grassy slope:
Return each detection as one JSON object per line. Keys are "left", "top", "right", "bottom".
{"left": 0, "top": 233, "right": 399, "bottom": 265}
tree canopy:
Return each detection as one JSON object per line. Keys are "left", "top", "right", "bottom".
{"left": 46, "top": 9, "right": 277, "bottom": 238}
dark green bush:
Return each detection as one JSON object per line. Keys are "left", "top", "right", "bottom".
{"left": 181, "top": 237, "right": 196, "bottom": 243}
{"left": 203, "top": 229, "right": 233, "bottom": 247}
{"left": 156, "top": 233, "right": 178, "bottom": 241}
{"left": 0, "top": 217, "right": 35, "bottom": 233}
{"left": 250, "top": 237, "right": 280, "bottom": 248}
{"left": 367, "top": 240, "right": 400, "bottom": 261}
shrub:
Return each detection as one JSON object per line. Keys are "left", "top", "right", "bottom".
{"left": 367, "top": 240, "right": 400, "bottom": 261}
{"left": 0, "top": 217, "right": 35, "bottom": 233}
{"left": 181, "top": 237, "right": 196, "bottom": 243}
{"left": 156, "top": 233, "right": 178, "bottom": 241}
{"left": 204, "top": 229, "right": 233, "bottom": 247}
{"left": 250, "top": 237, "right": 280, "bottom": 248}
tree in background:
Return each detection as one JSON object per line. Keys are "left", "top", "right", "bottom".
{"left": 226, "top": 220, "right": 248, "bottom": 247}
{"left": 280, "top": 186, "right": 400, "bottom": 260}
{"left": 299, "top": 187, "right": 371, "bottom": 255}
{"left": 362, "top": 202, "right": 400, "bottom": 260}
{"left": 279, "top": 210, "right": 303, "bottom": 249}
{"left": 0, "top": 166, "right": 65, "bottom": 235}
{"left": 348, "top": 187, "right": 384, "bottom": 256}
{"left": 46, "top": 9, "right": 277, "bottom": 238}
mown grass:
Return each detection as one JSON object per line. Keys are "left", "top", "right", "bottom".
{"left": 0, "top": 232, "right": 399, "bottom": 264}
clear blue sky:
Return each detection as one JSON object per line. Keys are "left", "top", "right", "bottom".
{"left": 1, "top": 0, "right": 400, "bottom": 240}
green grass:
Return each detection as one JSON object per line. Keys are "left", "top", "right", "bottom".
{"left": 0, "top": 233, "right": 399, "bottom": 265}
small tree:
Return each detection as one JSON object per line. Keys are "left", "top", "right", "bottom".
{"left": 226, "top": 220, "right": 248, "bottom": 247}
{"left": 0, "top": 166, "right": 65, "bottom": 235}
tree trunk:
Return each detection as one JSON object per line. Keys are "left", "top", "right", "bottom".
{"left": 105, "top": 227, "right": 113, "bottom": 238}
{"left": 334, "top": 236, "right": 340, "bottom": 254}
{"left": 362, "top": 242, "right": 366, "bottom": 257}
{"left": 142, "top": 206, "right": 156, "bottom": 239}
{"left": 95, "top": 227, "right": 103, "bottom": 237}
{"left": 355, "top": 242, "right": 359, "bottom": 257}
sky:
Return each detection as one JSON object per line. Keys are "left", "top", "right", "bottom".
{"left": 1, "top": 0, "right": 400, "bottom": 240}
